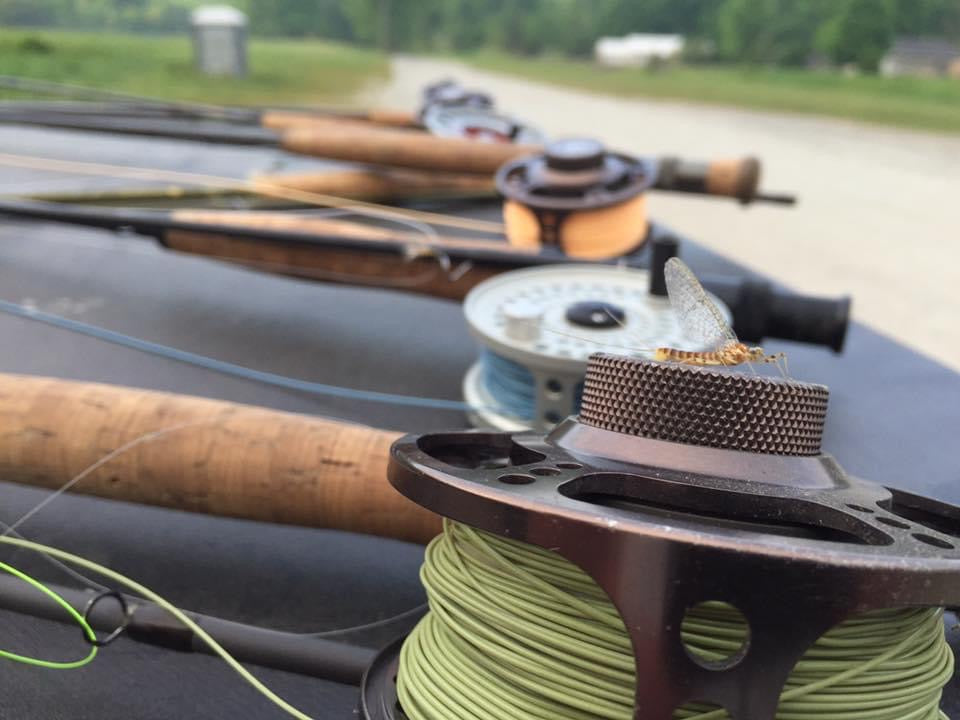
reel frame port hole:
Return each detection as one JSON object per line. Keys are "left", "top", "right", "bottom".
{"left": 558, "top": 472, "right": 892, "bottom": 546}
{"left": 913, "top": 533, "right": 954, "bottom": 549}
{"left": 882, "top": 488, "right": 960, "bottom": 540}
{"left": 417, "top": 433, "right": 546, "bottom": 470}
{"left": 877, "top": 517, "right": 910, "bottom": 530}
{"left": 498, "top": 473, "right": 536, "bottom": 485}
{"left": 530, "top": 467, "right": 562, "bottom": 477}
{"left": 682, "top": 601, "right": 751, "bottom": 671}
{"left": 545, "top": 378, "right": 564, "bottom": 400}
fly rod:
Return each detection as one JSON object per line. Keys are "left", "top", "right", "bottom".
{"left": 0, "top": 109, "right": 529, "bottom": 172}
{"left": 26, "top": 167, "right": 496, "bottom": 207}
{"left": 0, "top": 75, "right": 420, "bottom": 128}
{"left": 0, "top": 109, "right": 794, "bottom": 205}
{"left": 0, "top": 573, "right": 383, "bottom": 684}
{"left": 0, "top": 75, "right": 540, "bottom": 139}
{"left": 0, "top": 197, "right": 848, "bottom": 350}
{"left": 0, "top": 196, "right": 573, "bottom": 301}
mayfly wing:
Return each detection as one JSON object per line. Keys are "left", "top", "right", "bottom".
{"left": 663, "top": 257, "right": 737, "bottom": 348}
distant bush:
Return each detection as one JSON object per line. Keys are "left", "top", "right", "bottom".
{"left": 17, "top": 36, "right": 53, "bottom": 54}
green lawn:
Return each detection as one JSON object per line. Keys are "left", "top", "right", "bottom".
{"left": 0, "top": 28, "right": 388, "bottom": 106}
{"left": 468, "top": 51, "right": 960, "bottom": 134}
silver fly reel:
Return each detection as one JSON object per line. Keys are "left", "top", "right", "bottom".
{"left": 417, "top": 78, "right": 544, "bottom": 143}
{"left": 462, "top": 264, "right": 732, "bottom": 432}
{"left": 421, "top": 104, "right": 545, "bottom": 145}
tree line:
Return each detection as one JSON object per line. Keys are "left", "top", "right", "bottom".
{"left": 2, "top": 0, "right": 959, "bottom": 72}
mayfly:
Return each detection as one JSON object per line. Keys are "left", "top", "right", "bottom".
{"left": 655, "top": 257, "right": 787, "bottom": 373}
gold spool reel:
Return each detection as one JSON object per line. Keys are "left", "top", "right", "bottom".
{"left": 496, "top": 138, "right": 656, "bottom": 260}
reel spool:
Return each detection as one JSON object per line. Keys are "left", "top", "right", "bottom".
{"left": 418, "top": 82, "right": 494, "bottom": 119}
{"left": 419, "top": 79, "right": 544, "bottom": 144}
{"left": 420, "top": 103, "right": 545, "bottom": 145}
{"left": 365, "top": 355, "right": 960, "bottom": 720}
{"left": 462, "top": 263, "right": 731, "bottom": 432}
{"left": 420, "top": 78, "right": 460, "bottom": 105}
{"left": 496, "top": 138, "right": 657, "bottom": 259}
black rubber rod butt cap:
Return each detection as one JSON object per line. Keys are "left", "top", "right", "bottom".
{"left": 649, "top": 235, "right": 679, "bottom": 297}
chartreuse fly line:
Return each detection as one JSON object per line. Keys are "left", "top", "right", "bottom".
{"left": 0, "top": 531, "right": 952, "bottom": 720}
{"left": 0, "top": 535, "right": 319, "bottom": 720}
{"left": 0, "top": 558, "right": 97, "bottom": 669}
{"left": 398, "top": 520, "right": 954, "bottom": 720}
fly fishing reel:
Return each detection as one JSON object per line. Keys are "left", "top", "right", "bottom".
{"left": 462, "top": 263, "right": 731, "bottom": 432}
{"left": 420, "top": 80, "right": 494, "bottom": 113}
{"left": 418, "top": 79, "right": 544, "bottom": 144}
{"left": 421, "top": 103, "right": 545, "bottom": 144}
{"left": 496, "top": 138, "right": 657, "bottom": 258}
{"left": 364, "top": 354, "right": 960, "bottom": 720}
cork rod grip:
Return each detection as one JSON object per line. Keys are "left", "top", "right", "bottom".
{"left": 0, "top": 374, "right": 442, "bottom": 544}
{"left": 171, "top": 210, "right": 409, "bottom": 242}
{"left": 281, "top": 124, "right": 542, "bottom": 175}
{"left": 364, "top": 108, "right": 420, "bottom": 128}
{"left": 166, "top": 214, "right": 518, "bottom": 252}
{"left": 161, "top": 229, "right": 501, "bottom": 301}
{"left": 705, "top": 157, "right": 761, "bottom": 201}
{"left": 261, "top": 109, "right": 420, "bottom": 132}
{"left": 654, "top": 156, "right": 762, "bottom": 202}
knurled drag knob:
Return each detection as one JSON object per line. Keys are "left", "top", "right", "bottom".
{"left": 579, "top": 353, "right": 828, "bottom": 456}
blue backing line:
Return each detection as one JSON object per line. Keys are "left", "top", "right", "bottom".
{"left": 480, "top": 349, "right": 536, "bottom": 421}
{"left": 0, "top": 299, "right": 473, "bottom": 412}
{"left": 479, "top": 349, "right": 586, "bottom": 423}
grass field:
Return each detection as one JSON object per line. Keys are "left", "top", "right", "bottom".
{"left": 468, "top": 52, "right": 960, "bottom": 134}
{"left": 0, "top": 28, "right": 388, "bottom": 105}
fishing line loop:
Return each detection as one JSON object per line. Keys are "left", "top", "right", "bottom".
{"left": 0, "top": 558, "right": 98, "bottom": 669}
{"left": 82, "top": 589, "right": 130, "bottom": 647}
{"left": 0, "top": 535, "right": 319, "bottom": 719}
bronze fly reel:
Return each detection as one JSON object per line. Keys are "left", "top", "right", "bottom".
{"left": 365, "top": 354, "right": 960, "bottom": 720}
{"left": 496, "top": 138, "right": 657, "bottom": 258}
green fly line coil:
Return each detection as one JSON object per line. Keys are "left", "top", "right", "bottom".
{"left": 398, "top": 521, "right": 953, "bottom": 720}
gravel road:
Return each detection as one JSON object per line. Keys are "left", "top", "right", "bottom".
{"left": 362, "top": 56, "right": 960, "bottom": 371}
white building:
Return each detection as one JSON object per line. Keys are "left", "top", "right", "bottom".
{"left": 879, "top": 37, "right": 960, "bottom": 77}
{"left": 594, "top": 34, "right": 685, "bottom": 68}
{"left": 191, "top": 5, "right": 248, "bottom": 77}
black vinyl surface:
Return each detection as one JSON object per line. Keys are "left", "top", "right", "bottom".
{"left": 0, "top": 127, "right": 957, "bottom": 718}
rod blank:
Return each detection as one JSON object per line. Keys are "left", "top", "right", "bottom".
{"left": 0, "top": 574, "right": 379, "bottom": 684}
